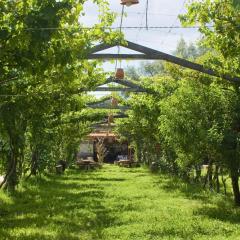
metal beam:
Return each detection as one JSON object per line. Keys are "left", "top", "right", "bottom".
{"left": 88, "top": 105, "right": 130, "bottom": 110}
{"left": 83, "top": 77, "right": 153, "bottom": 94}
{"left": 109, "top": 77, "right": 146, "bottom": 90}
{"left": 114, "top": 113, "right": 128, "bottom": 119}
{"left": 87, "top": 41, "right": 240, "bottom": 83}
{"left": 88, "top": 54, "right": 146, "bottom": 59}
{"left": 105, "top": 77, "right": 145, "bottom": 89}
{"left": 87, "top": 96, "right": 111, "bottom": 106}
{"left": 88, "top": 42, "right": 113, "bottom": 54}
{"left": 91, "top": 77, "right": 152, "bottom": 93}
{"left": 94, "top": 87, "right": 147, "bottom": 92}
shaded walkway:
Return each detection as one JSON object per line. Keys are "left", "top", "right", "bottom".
{"left": 0, "top": 165, "right": 240, "bottom": 240}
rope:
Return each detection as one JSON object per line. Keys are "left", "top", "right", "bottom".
{"left": 146, "top": 0, "right": 149, "bottom": 30}
{"left": 115, "top": 5, "right": 125, "bottom": 71}
{"left": 112, "top": 5, "right": 125, "bottom": 125}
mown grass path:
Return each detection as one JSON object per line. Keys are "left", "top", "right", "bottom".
{"left": 0, "top": 165, "right": 240, "bottom": 240}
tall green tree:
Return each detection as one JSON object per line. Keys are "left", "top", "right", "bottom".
{"left": 180, "top": 0, "right": 240, "bottom": 206}
{"left": 0, "top": 0, "right": 116, "bottom": 190}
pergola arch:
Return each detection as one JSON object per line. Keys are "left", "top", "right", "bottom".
{"left": 87, "top": 40, "right": 240, "bottom": 83}
{"left": 86, "top": 39, "right": 240, "bottom": 137}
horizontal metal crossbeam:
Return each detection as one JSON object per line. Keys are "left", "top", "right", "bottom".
{"left": 88, "top": 54, "right": 146, "bottom": 59}
{"left": 94, "top": 87, "right": 146, "bottom": 92}
{"left": 114, "top": 113, "right": 128, "bottom": 119}
{"left": 84, "top": 77, "right": 153, "bottom": 94}
{"left": 88, "top": 105, "right": 130, "bottom": 110}
{"left": 87, "top": 41, "right": 240, "bottom": 83}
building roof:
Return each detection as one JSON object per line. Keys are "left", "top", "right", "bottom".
{"left": 88, "top": 132, "right": 117, "bottom": 138}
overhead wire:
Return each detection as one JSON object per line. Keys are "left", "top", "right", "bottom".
{"left": 0, "top": 1, "right": 212, "bottom": 98}
{"left": 115, "top": 4, "right": 125, "bottom": 71}
{"left": 0, "top": 2, "right": 211, "bottom": 100}
{"left": 111, "top": 4, "right": 126, "bottom": 127}
{"left": 119, "top": 5, "right": 125, "bottom": 69}
{"left": 0, "top": 26, "right": 213, "bottom": 31}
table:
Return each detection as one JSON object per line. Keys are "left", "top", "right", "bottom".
{"left": 76, "top": 159, "right": 100, "bottom": 170}
{"left": 118, "top": 160, "right": 135, "bottom": 168}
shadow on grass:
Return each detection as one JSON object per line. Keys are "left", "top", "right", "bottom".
{"left": 155, "top": 175, "right": 240, "bottom": 224}
{"left": 159, "top": 177, "right": 210, "bottom": 201}
{"left": 0, "top": 169, "right": 118, "bottom": 240}
{"left": 59, "top": 171, "right": 126, "bottom": 182}
{"left": 194, "top": 204, "right": 240, "bottom": 224}
{"left": 92, "top": 177, "right": 126, "bottom": 182}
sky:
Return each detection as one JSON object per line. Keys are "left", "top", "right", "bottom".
{"left": 80, "top": 0, "right": 202, "bottom": 97}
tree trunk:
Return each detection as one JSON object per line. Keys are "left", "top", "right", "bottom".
{"left": 203, "top": 171, "right": 208, "bottom": 189}
{"left": 31, "top": 149, "right": 38, "bottom": 175}
{"left": 208, "top": 161, "right": 213, "bottom": 191}
{"left": 214, "top": 165, "right": 220, "bottom": 193}
{"left": 222, "top": 177, "right": 227, "bottom": 195}
{"left": 182, "top": 170, "right": 190, "bottom": 182}
{"left": 195, "top": 165, "right": 201, "bottom": 182}
{"left": 231, "top": 174, "right": 240, "bottom": 206}
{"left": 134, "top": 141, "right": 142, "bottom": 163}
{"left": 26, "top": 149, "right": 39, "bottom": 180}
{"left": 220, "top": 168, "right": 227, "bottom": 195}
{"left": 18, "top": 148, "right": 24, "bottom": 178}
{"left": 1, "top": 149, "right": 17, "bottom": 191}
{"left": 203, "top": 159, "right": 213, "bottom": 190}
{"left": 141, "top": 146, "right": 147, "bottom": 165}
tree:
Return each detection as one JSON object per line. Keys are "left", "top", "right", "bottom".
{"left": 174, "top": 38, "right": 189, "bottom": 59}
{"left": 0, "top": 0, "right": 116, "bottom": 191}
{"left": 140, "top": 61, "right": 165, "bottom": 77}
{"left": 180, "top": 0, "right": 240, "bottom": 76}
{"left": 173, "top": 38, "right": 202, "bottom": 60}
{"left": 180, "top": 0, "right": 240, "bottom": 206}
{"left": 125, "top": 66, "right": 140, "bottom": 81}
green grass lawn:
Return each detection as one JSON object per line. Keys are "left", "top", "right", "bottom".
{"left": 0, "top": 165, "right": 240, "bottom": 240}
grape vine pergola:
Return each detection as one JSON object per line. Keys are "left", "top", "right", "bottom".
{"left": 85, "top": 0, "right": 239, "bottom": 128}
{"left": 86, "top": 41, "right": 240, "bottom": 131}
{"left": 87, "top": 40, "right": 240, "bottom": 82}
{"left": 87, "top": 39, "right": 240, "bottom": 112}
{"left": 85, "top": 40, "right": 240, "bottom": 130}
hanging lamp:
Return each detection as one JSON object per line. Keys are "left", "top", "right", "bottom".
{"left": 121, "top": 0, "right": 139, "bottom": 6}
{"left": 115, "top": 68, "right": 124, "bottom": 79}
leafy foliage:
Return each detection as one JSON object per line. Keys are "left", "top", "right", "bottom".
{"left": 0, "top": 0, "right": 117, "bottom": 190}
{"left": 1, "top": 165, "right": 240, "bottom": 239}
{"left": 114, "top": 7, "right": 240, "bottom": 204}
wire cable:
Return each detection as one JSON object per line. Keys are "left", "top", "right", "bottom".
{"left": 0, "top": 25, "right": 213, "bottom": 31}
{"left": 115, "top": 5, "right": 125, "bottom": 71}
{"left": 146, "top": 0, "right": 149, "bottom": 30}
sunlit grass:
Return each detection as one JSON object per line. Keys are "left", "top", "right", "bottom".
{"left": 0, "top": 165, "right": 239, "bottom": 240}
